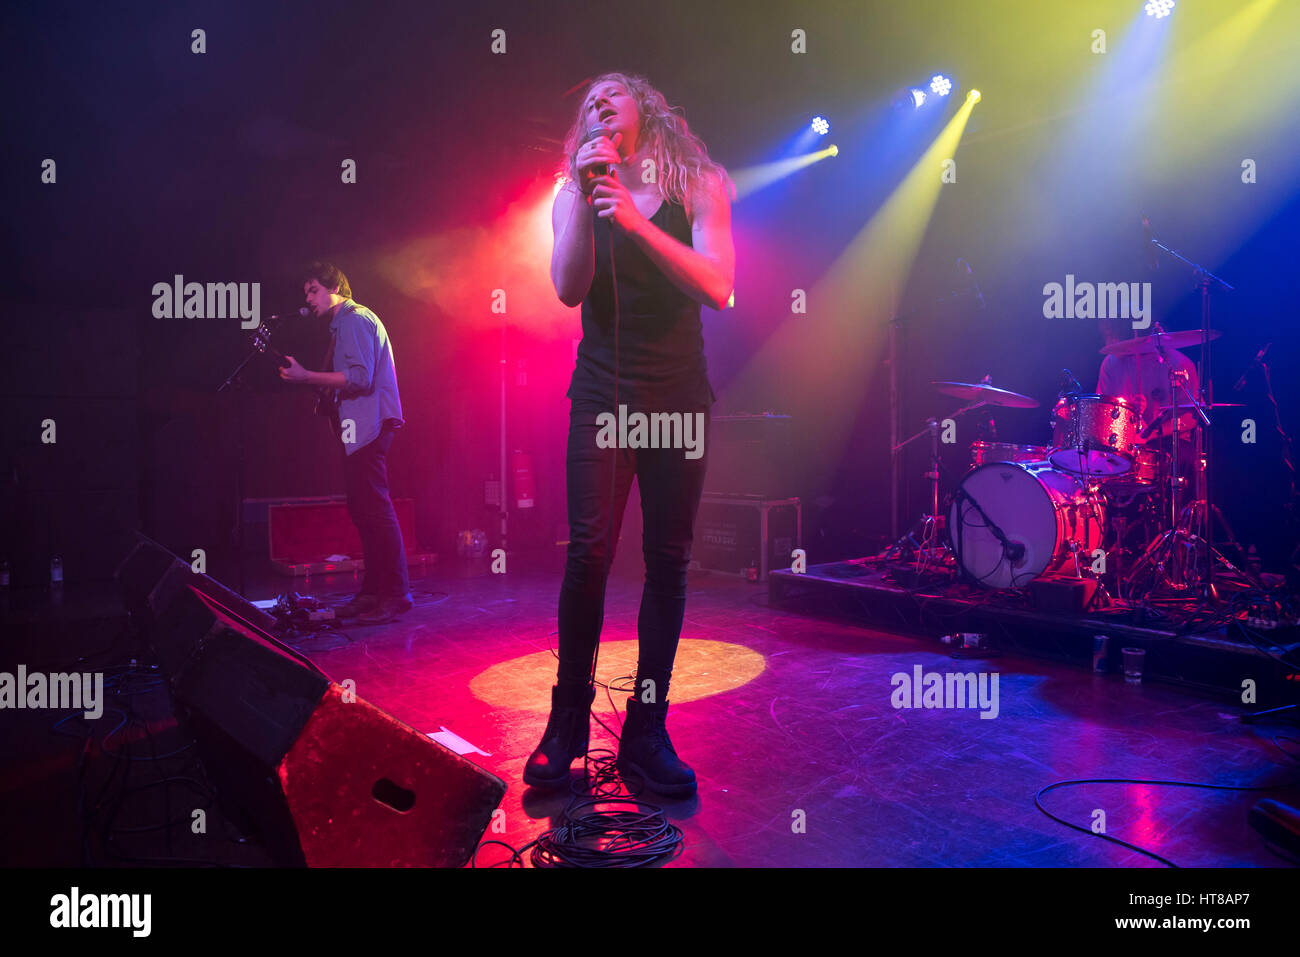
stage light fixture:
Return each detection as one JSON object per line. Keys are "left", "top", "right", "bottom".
{"left": 811, "top": 116, "right": 830, "bottom": 135}
{"left": 1144, "top": 0, "right": 1175, "bottom": 17}
{"left": 967, "top": 89, "right": 981, "bottom": 104}
{"left": 910, "top": 88, "right": 927, "bottom": 108}
{"left": 929, "top": 74, "right": 952, "bottom": 96}
{"left": 828, "top": 144, "right": 839, "bottom": 157}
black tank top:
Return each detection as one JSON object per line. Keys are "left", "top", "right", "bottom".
{"left": 566, "top": 198, "right": 716, "bottom": 411}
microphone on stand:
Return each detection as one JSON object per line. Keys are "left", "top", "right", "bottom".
{"left": 264, "top": 308, "right": 312, "bottom": 322}
{"left": 1234, "top": 343, "right": 1272, "bottom": 391}
{"left": 1141, "top": 214, "right": 1159, "bottom": 272}
{"left": 1059, "top": 368, "right": 1083, "bottom": 396}
{"left": 957, "top": 258, "right": 985, "bottom": 309}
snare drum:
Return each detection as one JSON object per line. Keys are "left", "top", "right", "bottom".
{"left": 1049, "top": 394, "right": 1142, "bottom": 477}
{"left": 1101, "top": 444, "right": 1167, "bottom": 501}
{"left": 949, "top": 460, "right": 1105, "bottom": 589}
{"left": 969, "top": 441, "right": 1049, "bottom": 469}
{"left": 1120, "top": 445, "right": 1164, "bottom": 486}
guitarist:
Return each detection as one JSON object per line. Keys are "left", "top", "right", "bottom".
{"left": 279, "top": 262, "right": 412, "bottom": 624}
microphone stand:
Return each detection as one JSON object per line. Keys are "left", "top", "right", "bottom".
{"left": 217, "top": 343, "right": 270, "bottom": 600}
{"left": 1128, "top": 232, "right": 1248, "bottom": 600}
{"left": 949, "top": 484, "right": 1021, "bottom": 586}
{"left": 1145, "top": 231, "right": 1234, "bottom": 601}
{"left": 214, "top": 315, "right": 296, "bottom": 599}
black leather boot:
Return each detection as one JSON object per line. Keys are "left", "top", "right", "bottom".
{"left": 616, "top": 696, "right": 697, "bottom": 798}
{"left": 523, "top": 681, "right": 595, "bottom": 789}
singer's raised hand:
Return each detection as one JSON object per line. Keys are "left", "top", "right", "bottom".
{"left": 577, "top": 132, "right": 623, "bottom": 193}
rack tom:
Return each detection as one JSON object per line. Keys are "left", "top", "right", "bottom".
{"left": 1049, "top": 394, "right": 1141, "bottom": 477}
{"left": 969, "top": 441, "right": 1050, "bottom": 469}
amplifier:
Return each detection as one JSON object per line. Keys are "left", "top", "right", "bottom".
{"left": 703, "top": 413, "right": 796, "bottom": 500}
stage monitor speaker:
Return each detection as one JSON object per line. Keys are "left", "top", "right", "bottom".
{"left": 115, "top": 532, "right": 278, "bottom": 634}
{"left": 150, "top": 584, "right": 507, "bottom": 867}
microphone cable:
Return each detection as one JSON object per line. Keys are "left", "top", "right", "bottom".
{"left": 513, "top": 183, "right": 684, "bottom": 868}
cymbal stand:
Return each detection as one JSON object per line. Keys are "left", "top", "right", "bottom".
{"left": 878, "top": 400, "right": 986, "bottom": 561}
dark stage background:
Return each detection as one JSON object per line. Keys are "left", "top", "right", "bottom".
{"left": 3, "top": 0, "right": 1298, "bottom": 586}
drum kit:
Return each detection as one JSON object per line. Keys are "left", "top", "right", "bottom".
{"left": 885, "top": 328, "right": 1258, "bottom": 604}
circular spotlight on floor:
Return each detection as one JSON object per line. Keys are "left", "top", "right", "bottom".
{"left": 811, "top": 116, "right": 830, "bottom": 136}
{"left": 470, "top": 638, "right": 767, "bottom": 710}
{"left": 967, "top": 89, "right": 981, "bottom": 104}
{"left": 1144, "top": 0, "right": 1175, "bottom": 17}
{"left": 929, "top": 74, "right": 953, "bottom": 97}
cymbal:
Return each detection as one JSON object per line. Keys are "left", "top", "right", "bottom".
{"left": 931, "top": 380, "right": 1040, "bottom": 409}
{"left": 1101, "top": 329, "right": 1220, "bottom": 357}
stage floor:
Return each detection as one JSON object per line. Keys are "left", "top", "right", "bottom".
{"left": 4, "top": 552, "right": 1297, "bottom": 867}
{"left": 291, "top": 554, "right": 1297, "bottom": 867}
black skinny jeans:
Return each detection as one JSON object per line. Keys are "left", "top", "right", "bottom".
{"left": 557, "top": 403, "right": 710, "bottom": 703}
{"left": 343, "top": 423, "right": 410, "bottom": 598}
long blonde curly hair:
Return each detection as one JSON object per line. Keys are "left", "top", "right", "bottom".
{"left": 560, "top": 72, "right": 734, "bottom": 216}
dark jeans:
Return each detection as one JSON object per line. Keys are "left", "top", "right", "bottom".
{"left": 557, "top": 403, "right": 710, "bottom": 702}
{"left": 343, "top": 424, "right": 410, "bottom": 598}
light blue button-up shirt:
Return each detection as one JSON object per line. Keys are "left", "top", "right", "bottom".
{"left": 328, "top": 299, "right": 404, "bottom": 455}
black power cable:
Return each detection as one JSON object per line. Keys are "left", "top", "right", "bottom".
{"left": 1035, "top": 771, "right": 1300, "bottom": 868}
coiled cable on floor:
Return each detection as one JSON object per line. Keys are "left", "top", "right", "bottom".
{"left": 530, "top": 750, "right": 684, "bottom": 868}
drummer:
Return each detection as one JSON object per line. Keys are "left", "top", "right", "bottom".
{"left": 1096, "top": 317, "right": 1200, "bottom": 435}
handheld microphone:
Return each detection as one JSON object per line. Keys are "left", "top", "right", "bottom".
{"left": 582, "top": 125, "right": 616, "bottom": 181}
{"left": 1234, "top": 343, "right": 1272, "bottom": 391}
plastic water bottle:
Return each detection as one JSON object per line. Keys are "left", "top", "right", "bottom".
{"left": 50, "top": 556, "right": 63, "bottom": 584}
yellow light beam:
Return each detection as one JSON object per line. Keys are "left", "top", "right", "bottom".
{"left": 731, "top": 144, "right": 840, "bottom": 200}
{"left": 723, "top": 96, "right": 980, "bottom": 487}
{"left": 1147, "top": 0, "right": 1284, "bottom": 150}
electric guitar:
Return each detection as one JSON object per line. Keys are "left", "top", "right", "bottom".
{"left": 250, "top": 324, "right": 342, "bottom": 438}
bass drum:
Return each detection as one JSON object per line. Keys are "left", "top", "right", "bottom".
{"left": 949, "top": 460, "right": 1105, "bottom": 589}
